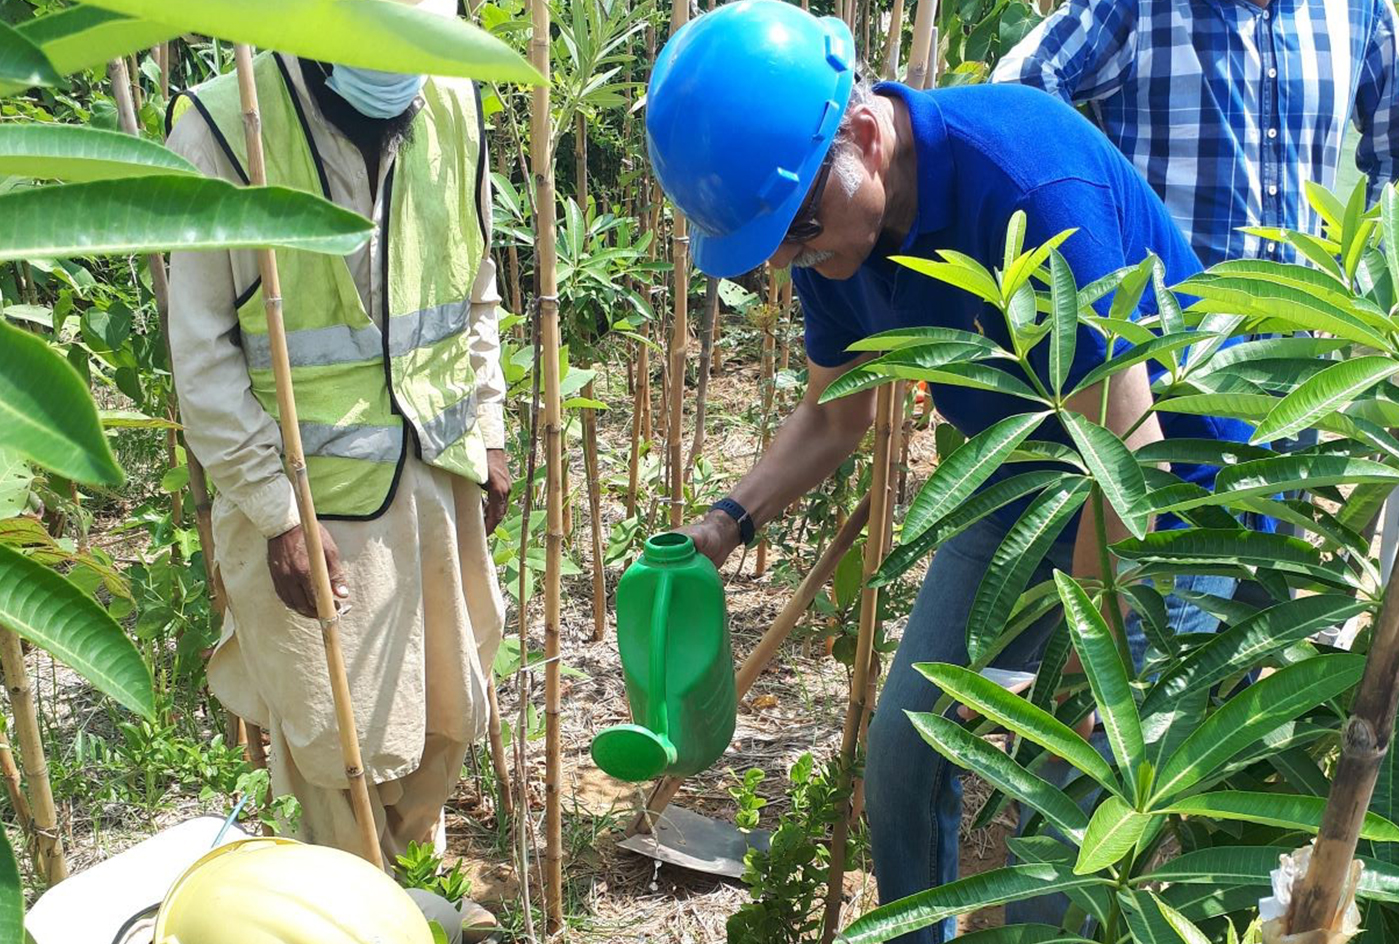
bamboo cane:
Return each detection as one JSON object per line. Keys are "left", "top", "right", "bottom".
{"left": 0, "top": 627, "right": 66, "bottom": 884}
{"left": 1289, "top": 564, "right": 1399, "bottom": 931}
{"left": 754, "top": 271, "right": 779, "bottom": 577}
{"left": 231, "top": 44, "right": 381, "bottom": 869}
{"left": 485, "top": 679, "right": 514, "bottom": 819}
{"left": 629, "top": 493, "right": 873, "bottom": 835}
{"left": 778, "top": 278, "right": 794, "bottom": 374}
{"left": 626, "top": 331, "right": 648, "bottom": 520}
{"left": 666, "top": 0, "right": 691, "bottom": 530}
{"left": 882, "top": 0, "right": 905, "bottom": 80}
{"left": 906, "top": 0, "right": 938, "bottom": 90}
{"left": 821, "top": 384, "right": 897, "bottom": 944}
{"left": 0, "top": 723, "right": 38, "bottom": 875}
{"left": 574, "top": 114, "right": 607, "bottom": 644}
{"left": 528, "top": 0, "right": 566, "bottom": 928}
{"left": 689, "top": 276, "right": 719, "bottom": 473}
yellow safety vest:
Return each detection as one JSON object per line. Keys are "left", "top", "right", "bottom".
{"left": 170, "top": 52, "right": 489, "bottom": 518}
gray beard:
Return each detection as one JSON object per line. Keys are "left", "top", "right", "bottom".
{"left": 791, "top": 247, "right": 835, "bottom": 269}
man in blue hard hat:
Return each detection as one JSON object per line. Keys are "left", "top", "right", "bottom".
{"left": 647, "top": 2, "right": 1261, "bottom": 942}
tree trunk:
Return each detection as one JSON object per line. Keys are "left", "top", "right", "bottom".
{"left": 232, "top": 44, "right": 381, "bottom": 869}
{"left": 528, "top": 0, "right": 566, "bottom": 928}
{"left": 821, "top": 384, "right": 897, "bottom": 943}
{"left": 0, "top": 628, "right": 67, "bottom": 884}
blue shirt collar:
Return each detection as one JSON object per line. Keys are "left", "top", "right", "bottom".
{"left": 872, "top": 81, "right": 955, "bottom": 251}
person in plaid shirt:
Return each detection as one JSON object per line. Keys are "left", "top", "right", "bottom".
{"left": 993, "top": 0, "right": 1399, "bottom": 269}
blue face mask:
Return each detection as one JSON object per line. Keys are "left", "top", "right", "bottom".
{"left": 326, "top": 65, "right": 426, "bottom": 119}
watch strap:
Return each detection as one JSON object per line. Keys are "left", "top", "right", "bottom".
{"left": 711, "top": 497, "right": 756, "bottom": 546}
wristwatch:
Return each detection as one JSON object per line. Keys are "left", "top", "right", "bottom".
{"left": 710, "top": 497, "right": 757, "bottom": 547}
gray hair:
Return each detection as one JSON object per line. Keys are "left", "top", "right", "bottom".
{"left": 835, "top": 72, "right": 875, "bottom": 143}
{"left": 829, "top": 72, "right": 874, "bottom": 198}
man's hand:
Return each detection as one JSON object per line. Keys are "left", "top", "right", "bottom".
{"left": 483, "top": 448, "right": 511, "bottom": 535}
{"left": 267, "top": 524, "right": 348, "bottom": 619}
{"left": 678, "top": 509, "right": 744, "bottom": 570}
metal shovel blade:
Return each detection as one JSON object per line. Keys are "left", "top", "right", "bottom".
{"left": 617, "top": 804, "right": 771, "bottom": 879}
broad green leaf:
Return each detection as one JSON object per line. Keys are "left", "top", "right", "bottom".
{"left": 1155, "top": 391, "right": 1277, "bottom": 423}
{"left": 1061, "top": 412, "right": 1149, "bottom": 539}
{"left": 1150, "top": 653, "right": 1364, "bottom": 803}
{"left": 1071, "top": 332, "right": 1207, "bottom": 397}
{"left": 1306, "top": 180, "right": 1348, "bottom": 235}
{"left": 1086, "top": 315, "right": 1156, "bottom": 346}
{"left": 0, "top": 20, "right": 59, "bottom": 88}
{"left": 1002, "top": 229, "right": 1077, "bottom": 302}
{"left": 1179, "top": 274, "right": 1392, "bottom": 351}
{"left": 1142, "top": 594, "right": 1368, "bottom": 725}
{"left": 0, "top": 449, "right": 33, "bottom": 520}
{"left": 1291, "top": 231, "right": 1348, "bottom": 279}
{"left": 874, "top": 472, "right": 1075, "bottom": 587}
{"left": 965, "top": 479, "right": 1093, "bottom": 662}
{"left": 1251, "top": 356, "right": 1399, "bottom": 444}
{"left": 845, "top": 326, "right": 1000, "bottom": 354}
{"left": 1049, "top": 249, "right": 1077, "bottom": 393}
{"left": 0, "top": 321, "right": 121, "bottom": 486}
{"left": 1003, "top": 210, "right": 1027, "bottom": 278}
{"left": 1152, "top": 260, "right": 1185, "bottom": 338}
{"left": 1055, "top": 571, "right": 1144, "bottom": 798}
{"left": 1119, "top": 889, "right": 1202, "bottom": 944}
{"left": 1006, "top": 835, "right": 1113, "bottom": 928}
{"left": 958, "top": 926, "right": 1092, "bottom": 944}
{"left": 1007, "top": 281, "right": 1038, "bottom": 338}
{"left": 1188, "top": 335, "right": 1350, "bottom": 378}
{"left": 82, "top": 0, "right": 542, "bottom": 83}
{"left": 1006, "top": 440, "right": 1086, "bottom": 469}
{"left": 100, "top": 409, "right": 181, "bottom": 430}
{"left": 1384, "top": 185, "right": 1399, "bottom": 290}
{"left": 891, "top": 254, "right": 1002, "bottom": 305}
{"left": 914, "top": 662, "right": 1119, "bottom": 795}
{"left": 0, "top": 545, "right": 154, "bottom": 718}
{"left": 872, "top": 362, "right": 1047, "bottom": 404}
{"left": 1207, "top": 258, "right": 1374, "bottom": 320}
{"left": 1160, "top": 792, "right": 1399, "bottom": 842}
{"left": 908, "top": 711, "right": 1088, "bottom": 840}
{"left": 873, "top": 341, "right": 998, "bottom": 375}
{"left": 1342, "top": 175, "right": 1370, "bottom": 278}
{"left": 818, "top": 365, "right": 886, "bottom": 404}
{"left": 0, "top": 177, "right": 373, "bottom": 261}
{"left": 1076, "top": 796, "right": 1149, "bottom": 874}
{"left": 1117, "top": 526, "right": 1359, "bottom": 592}
{"left": 1109, "top": 256, "right": 1157, "bottom": 322}
{"left": 0, "top": 829, "right": 16, "bottom": 944}
{"left": 1211, "top": 456, "right": 1399, "bottom": 507}
{"left": 1134, "top": 438, "right": 1275, "bottom": 468}
{"left": 1144, "top": 846, "right": 1399, "bottom": 904}
{"left": 0, "top": 124, "right": 199, "bottom": 182}
{"left": 837, "top": 863, "right": 1107, "bottom": 944}
{"left": 1078, "top": 265, "right": 1131, "bottom": 310}
{"left": 0, "top": 8, "right": 177, "bottom": 96}
{"left": 901, "top": 412, "right": 1048, "bottom": 540}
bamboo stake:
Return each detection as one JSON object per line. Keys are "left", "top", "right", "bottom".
{"left": 906, "top": 0, "right": 938, "bottom": 90}
{"left": 882, "top": 0, "right": 905, "bottom": 80}
{"left": 528, "top": 0, "right": 566, "bottom": 928}
{"left": 689, "top": 276, "right": 719, "bottom": 473}
{"left": 575, "top": 113, "right": 607, "bottom": 644}
{"left": 1289, "top": 566, "right": 1399, "bottom": 931}
{"left": 778, "top": 278, "right": 794, "bottom": 374}
{"left": 821, "top": 384, "right": 897, "bottom": 944}
{"left": 485, "top": 679, "right": 514, "bottom": 819}
{"left": 666, "top": 0, "right": 691, "bottom": 530}
{"left": 0, "top": 723, "right": 38, "bottom": 875}
{"left": 629, "top": 493, "right": 873, "bottom": 834}
{"left": 626, "top": 331, "right": 648, "bottom": 520}
{"left": 754, "top": 268, "right": 780, "bottom": 577}
{"left": 0, "top": 628, "right": 66, "bottom": 884}
{"left": 231, "top": 45, "right": 380, "bottom": 869}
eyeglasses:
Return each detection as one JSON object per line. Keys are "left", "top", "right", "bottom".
{"left": 782, "top": 150, "right": 835, "bottom": 244}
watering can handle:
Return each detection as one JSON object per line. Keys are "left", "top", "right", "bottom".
{"left": 647, "top": 570, "right": 673, "bottom": 739}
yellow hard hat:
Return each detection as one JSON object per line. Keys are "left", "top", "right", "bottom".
{"left": 153, "top": 838, "right": 435, "bottom": 944}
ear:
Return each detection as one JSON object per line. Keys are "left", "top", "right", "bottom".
{"left": 843, "top": 104, "right": 883, "bottom": 173}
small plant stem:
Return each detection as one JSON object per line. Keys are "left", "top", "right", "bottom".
{"left": 0, "top": 723, "right": 39, "bottom": 876}
{"left": 581, "top": 379, "right": 606, "bottom": 642}
{"left": 485, "top": 679, "right": 513, "bottom": 819}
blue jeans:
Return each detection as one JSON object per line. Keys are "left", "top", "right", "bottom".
{"left": 863, "top": 516, "right": 1235, "bottom": 943}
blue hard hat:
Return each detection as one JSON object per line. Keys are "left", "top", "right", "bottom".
{"left": 646, "top": 0, "right": 856, "bottom": 278}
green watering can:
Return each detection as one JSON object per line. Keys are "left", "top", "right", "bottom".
{"left": 592, "top": 533, "right": 737, "bottom": 782}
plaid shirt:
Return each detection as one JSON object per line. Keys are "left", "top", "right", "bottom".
{"left": 992, "top": 0, "right": 1399, "bottom": 267}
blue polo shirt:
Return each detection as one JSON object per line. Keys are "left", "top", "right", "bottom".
{"left": 795, "top": 82, "right": 1255, "bottom": 533}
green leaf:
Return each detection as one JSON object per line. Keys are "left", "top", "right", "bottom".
{"left": 874, "top": 471, "right": 1074, "bottom": 587}
{"left": 914, "top": 662, "right": 1119, "bottom": 796}
{"left": 0, "top": 8, "right": 177, "bottom": 97}
{"left": 1179, "top": 274, "right": 1392, "bottom": 351}
{"left": 957, "top": 926, "right": 1093, "bottom": 944}
{"left": 1071, "top": 333, "right": 1207, "bottom": 398}
{"left": 82, "top": 0, "right": 542, "bottom": 84}
{"left": 1150, "top": 653, "right": 1364, "bottom": 804}
{"left": 1118, "top": 889, "right": 1200, "bottom": 944}
{"left": 0, "top": 545, "right": 153, "bottom": 719}
{"left": 845, "top": 326, "right": 1001, "bottom": 354}
{"left": 0, "top": 124, "right": 199, "bottom": 183}
{"left": 1211, "top": 456, "right": 1399, "bottom": 508}
{"left": 1055, "top": 571, "right": 1145, "bottom": 799}
{"left": 818, "top": 364, "right": 886, "bottom": 404}
{"left": 0, "top": 321, "right": 122, "bottom": 486}
{"left": 1206, "top": 259, "right": 1370, "bottom": 318}
{"left": 1384, "top": 185, "right": 1399, "bottom": 290}
{"left": 1134, "top": 438, "right": 1275, "bottom": 468}
{"left": 1002, "top": 229, "right": 1078, "bottom": 302}
{"left": 1159, "top": 792, "right": 1399, "bottom": 842}
{"left": 1188, "top": 335, "right": 1351, "bottom": 378}
{"left": 1006, "top": 835, "right": 1113, "bottom": 928}
{"left": 0, "top": 177, "right": 373, "bottom": 261}
{"left": 1155, "top": 391, "right": 1277, "bottom": 423}
{"left": 1306, "top": 180, "right": 1349, "bottom": 235}
{"left": 872, "top": 362, "right": 1047, "bottom": 404}
{"left": 1049, "top": 249, "right": 1078, "bottom": 394}
{"left": 0, "top": 20, "right": 59, "bottom": 88}
{"left": 0, "top": 829, "right": 17, "bottom": 944}
{"left": 890, "top": 254, "right": 1002, "bottom": 305}
{"left": 1251, "top": 356, "right": 1399, "bottom": 444}
{"left": 907, "top": 711, "right": 1089, "bottom": 841}
{"left": 1003, "top": 210, "right": 1028, "bottom": 278}
{"left": 1075, "top": 795, "right": 1149, "bottom": 874}
{"left": 965, "top": 479, "right": 1094, "bottom": 662}
{"left": 837, "top": 863, "right": 1107, "bottom": 944}
{"left": 902, "top": 412, "right": 1048, "bottom": 541}
{"left": 1342, "top": 175, "right": 1371, "bottom": 276}
{"left": 1061, "top": 412, "right": 1149, "bottom": 539}
{"left": 872, "top": 341, "right": 999, "bottom": 375}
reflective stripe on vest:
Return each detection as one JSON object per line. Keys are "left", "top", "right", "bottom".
{"left": 170, "top": 53, "right": 489, "bottom": 518}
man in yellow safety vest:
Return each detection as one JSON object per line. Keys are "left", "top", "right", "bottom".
{"left": 165, "top": 0, "right": 509, "bottom": 894}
